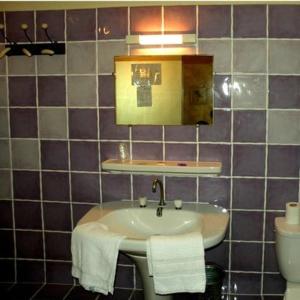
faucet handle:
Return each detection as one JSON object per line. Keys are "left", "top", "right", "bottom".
{"left": 174, "top": 199, "right": 182, "bottom": 210}
{"left": 139, "top": 196, "right": 147, "bottom": 208}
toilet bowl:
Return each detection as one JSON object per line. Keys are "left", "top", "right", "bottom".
{"left": 275, "top": 217, "right": 300, "bottom": 300}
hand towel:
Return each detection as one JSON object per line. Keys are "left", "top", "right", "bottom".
{"left": 147, "top": 232, "right": 206, "bottom": 294}
{"left": 71, "top": 222, "right": 125, "bottom": 295}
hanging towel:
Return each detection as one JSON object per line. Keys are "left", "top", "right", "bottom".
{"left": 147, "top": 231, "right": 206, "bottom": 294}
{"left": 71, "top": 222, "right": 125, "bottom": 295}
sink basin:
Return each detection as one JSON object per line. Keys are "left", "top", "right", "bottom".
{"left": 77, "top": 200, "right": 229, "bottom": 254}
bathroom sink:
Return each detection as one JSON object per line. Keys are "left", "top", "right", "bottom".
{"left": 77, "top": 200, "right": 229, "bottom": 254}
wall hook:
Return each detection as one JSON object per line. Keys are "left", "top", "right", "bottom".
{"left": 20, "top": 23, "right": 32, "bottom": 57}
{"left": 40, "top": 23, "right": 55, "bottom": 55}
{"left": 0, "top": 24, "right": 13, "bottom": 58}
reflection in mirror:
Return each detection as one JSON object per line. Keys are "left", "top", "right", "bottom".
{"left": 115, "top": 55, "right": 213, "bottom": 125}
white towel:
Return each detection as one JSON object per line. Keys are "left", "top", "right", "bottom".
{"left": 71, "top": 222, "right": 125, "bottom": 295}
{"left": 146, "top": 232, "right": 206, "bottom": 294}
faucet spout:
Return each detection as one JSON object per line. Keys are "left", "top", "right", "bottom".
{"left": 152, "top": 178, "right": 165, "bottom": 207}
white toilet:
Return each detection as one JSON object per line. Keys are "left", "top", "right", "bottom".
{"left": 275, "top": 217, "right": 300, "bottom": 299}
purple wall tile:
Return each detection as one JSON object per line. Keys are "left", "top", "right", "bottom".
{"left": 41, "top": 141, "right": 69, "bottom": 170}
{"left": 72, "top": 203, "right": 95, "bottom": 226}
{"left": 42, "top": 172, "right": 70, "bottom": 201}
{"left": 34, "top": 284, "right": 72, "bottom": 300}
{"left": 263, "top": 274, "right": 286, "bottom": 294}
{"left": 230, "top": 273, "right": 261, "bottom": 294}
{"left": 16, "top": 231, "right": 43, "bottom": 259}
{"left": 0, "top": 230, "right": 14, "bottom": 257}
{"left": 36, "top": 10, "right": 65, "bottom": 42}
{"left": 233, "top": 145, "right": 265, "bottom": 176}
{"left": 14, "top": 201, "right": 42, "bottom": 229}
{"left": 199, "top": 110, "right": 231, "bottom": 142}
{"left": 67, "top": 9, "right": 96, "bottom": 41}
{"left": 132, "top": 142, "right": 163, "bottom": 160}
{"left": 98, "top": 7, "right": 128, "bottom": 39}
{"left": 100, "top": 141, "right": 121, "bottom": 161}
{"left": 165, "top": 126, "right": 196, "bottom": 142}
{"left": 115, "top": 265, "right": 134, "bottom": 288}
{"left": 232, "top": 211, "right": 263, "bottom": 241}
{"left": 269, "top": 5, "right": 300, "bottom": 38}
{"left": 233, "top": 5, "right": 266, "bottom": 37}
{"left": 6, "top": 11, "right": 35, "bottom": 42}
{"left": 65, "top": 285, "right": 98, "bottom": 299}
{"left": 38, "top": 76, "right": 66, "bottom": 106}
{"left": 205, "top": 241, "right": 229, "bottom": 269}
{"left": 46, "top": 261, "right": 73, "bottom": 284}
{"left": 45, "top": 232, "right": 71, "bottom": 260}
{"left": 164, "top": 6, "right": 196, "bottom": 34}
{"left": 101, "top": 174, "right": 130, "bottom": 202}
{"left": 165, "top": 177, "right": 196, "bottom": 202}
{"left": 198, "top": 177, "right": 230, "bottom": 208}
{"left": 214, "top": 75, "right": 231, "bottom": 108}
{"left": 70, "top": 141, "right": 99, "bottom": 172}
{"left": 233, "top": 110, "right": 266, "bottom": 142}
{"left": 199, "top": 144, "right": 231, "bottom": 176}
{"left": 17, "top": 260, "right": 44, "bottom": 282}
{"left": 0, "top": 260, "right": 14, "bottom": 282}
{"left": 99, "top": 75, "right": 115, "bottom": 106}
{"left": 132, "top": 125, "right": 162, "bottom": 141}
{"left": 165, "top": 143, "right": 196, "bottom": 161}
{"left": 269, "top": 76, "right": 300, "bottom": 109}
{"left": 264, "top": 243, "right": 279, "bottom": 272}
{"left": 0, "top": 201, "right": 13, "bottom": 228}
{"left": 69, "top": 109, "right": 98, "bottom": 139}
{"left": 0, "top": 13, "right": 4, "bottom": 43}
{"left": 9, "top": 77, "right": 36, "bottom": 106}
{"left": 130, "top": 6, "right": 162, "bottom": 35}
{"left": 99, "top": 109, "right": 129, "bottom": 140}
{"left": 71, "top": 173, "right": 100, "bottom": 203}
{"left": 267, "top": 179, "right": 299, "bottom": 210}
{"left": 132, "top": 175, "right": 162, "bottom": 201}
{"left": 231, "top": 243, "right": 262, "bottom": 271}
{"left": 13, "top": 171, "right": 40, "bottom": 200}
{"left": 268, "top": 145, "right": 300, "bottom": 177}
{"left": 10, "top": 108, "right": 37, "bottom": 138}
{"left": 198, "top": 5, "right": 231, "bottom": 37}
{"left": 265, "top": 211, "right": 284, "bottom": 242}
{"left": 43, "top": 202, "right": 71, "bottom": 231}
{"left": 233, "top": 178, "right": 265, "bottom": 209}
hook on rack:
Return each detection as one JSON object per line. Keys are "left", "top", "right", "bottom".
{"left": 20, "top": 23, "right": 32, "bottom": 57}
{"left": 40, "top": 23, "right": 55, "bottom": 55}
{"left": 0, "top": 23, "right": 14, "bottom": 58}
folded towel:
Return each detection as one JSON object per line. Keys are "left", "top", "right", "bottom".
{"left": 147, "top": 232, "right": 206, "bottom": 294}
{"left": 71, "top": 222, "right": 125, "bottom": 295}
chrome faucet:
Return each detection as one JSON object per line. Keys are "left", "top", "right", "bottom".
{"left": 152, "top": 178, "right": 165, "bottom": 217}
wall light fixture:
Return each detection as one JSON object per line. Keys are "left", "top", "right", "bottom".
{"left": 126, "top": 34, "right": 196, "bottom": 45}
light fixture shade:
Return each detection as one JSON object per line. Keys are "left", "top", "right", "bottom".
{"left": 126, "top": 34, "right": 196, "bottom": 45}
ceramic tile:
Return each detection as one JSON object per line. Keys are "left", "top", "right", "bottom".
{"left": 0, "top": 260, "right": 14, "bottom": 282}
{"left": 11, "top": 139, "right": 40, "bottom": 169}
{"left": 269, "top": 75, "right": 300, "bottom": 109}
{"left": 72, "top": 203, "right": 95, "bottom": 225}
{"left": 7, "top": 56, "right": 35, "bottom": 75}
{"left": 115, "top": 266, "right": 134, "bottom": 288}
{"left": 16, "top": 231, "right": 43, "bottom": 259}
{"left": 101, "top": 174, "right": 131, "bottom": 202}
{"left": 67, "top": 9, "right": 96, "bottom": 41}
{"left": 71, "top": 173, "right": 100, "bottom": 203}
{"left": 0, "top": 77, "right": 8, "bottom": 106}
{"left": 9, "top": 76, "right": 36, "bottom": 106}
{"left": 68, "top": 76, "right": 97, "bottom": 107}
{"left": 0, "top": 46, "right": 6, "bottom": 75}
{"left": 268, "top": 145, "right": 300, "bottom": 177}
{"left": 269, "top": 5, "right": 300, "bottom": 38}
{"left": 264, "top": 243, "right": 279, "bottom": 273}
{"left": 0, "top": 230, "right": 14, "bottom": 257}
{"left": 98, "top": 41, "right": 127, "bottom": 73}
{"left": 165, "top": 143, "right": 196, "bottom": 161}
{"left": 13, "top": 171, "right": 40, "bottom": 200}
{"left": 198, "top": 5, "right": 231, "bottom": 37}
{"left": 42, "top": 172, "right": 70, "bottom": 201}
{"left": 164, "top": 6, "right": 196, "bottom": 34}
{"left": 165, "top": 177, "right": 197, "bottom": 202}
{"left": 265, "top": 211, "right": 284, "bottom": 241}
{"left": 0, "top": 170, "right": 12, "bottom": 199}
{"left": 232, "top": 75, "right": 267, "bottom": 108}
{"left": 0, "top": 108, "right": 9, "bottom": 137}
{"left": 233, "top": 40, "right": 267, "bottom": 73}
{"left": 64, "top": 285, "right": 98, "bottom": 300}
{"left": 263, "top": 274, "right": 286, "bottom": 294}
{"left": 14, "top": 200, "right": 42, "bottom": 229}
{"left": 45, "top": 232, "right": 71, "bottom": 260}
{"left": 0, "top": 201, "right": 13, "bottom": 228}
{"left": 36, "top": 10, "right": 65, "bottom": 42}
{"left": 233, "top": 5, "right": 266, "bottom": 37}
{"left": 39, "top": 108, "right": 67, "bottom": 139}
{"left": 33, "top": 284, "right": 72, "bottom": 300}
{"left": 37, "top": 55, "right": 65, "bottom": 75}
{"left": 97, "top": 7, "right": 128, "bottom": 39}
{"left": 205, "top": 241, "right": 229, "bottom": 270}
{"left": 70, "top": 141, "right": 99, "bottom": 171}
{"left": 165, "top": 126, "right": 196, "bottom": 142}
{"left": 230, "top": 273, "right": 261, "bottom": 294}
{"left": 6, "top": 283, "right": 42, "bottom": 299}
{"left": 99, "top": 75, "right": 115, "bottom": 106}
{"left": 67, "top": 42, "right": 96, "bottom": 74}
{"left": 233, "top": 145, "right": 265, "bottom": 176}
{"left": 43, "top": 202, "right": 71, "bottom": 231}
{"left": 69, "top": 109, "right": 97, "bottom": 139}
{"left": 269, "top": 40, "right": 300, "bottom": 74}
{"left": 132, "top": 142, "right": 163, "bottom": 160}
{"left": 268, "top": 111, "right": 300, "bottom": 144}
{"left": 46, "top": 261, "right": 73, "bottom": 284}
{"left": 198, "top": 40, "right": 231, "bottom": 73}
{"left": 0, "top": 140, "right": 10, "bottom": 168}
{"left": 100, "top": 141, "right": 123, "bottom": 161}
{"left": 132, "top": 125, "right": 162, "bottom": 141}
{"left": 213, "top": 75, "right": 231, "bottom": 108}
{"left": 38, "top": 76, "right": 66, "bottom": 106}
{"left": 130, "top": 6, "right": 162, "bottom": 35}
{"left": 10, "top": 108, "right": 38, "bottom": 138}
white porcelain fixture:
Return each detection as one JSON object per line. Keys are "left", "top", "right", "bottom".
{"left": 275, "top": 217, "right": 300, "bottom": 300}
{"left": 101, "top": 159, "right": 222, "bottom": 177}
{"left": 78, "top": 200, "right": 229, "bottom": 300}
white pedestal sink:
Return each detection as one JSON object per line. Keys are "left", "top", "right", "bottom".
{"left": 77, "top": 200, "right": 229, "bottom": 300}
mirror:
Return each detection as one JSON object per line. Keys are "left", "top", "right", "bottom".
{"left": 115, "top": 55, "right": 213, "bottom": 125}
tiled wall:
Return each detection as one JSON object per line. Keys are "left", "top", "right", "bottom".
{"left": 0, "top": 4, "right": 300, "bottom": 297}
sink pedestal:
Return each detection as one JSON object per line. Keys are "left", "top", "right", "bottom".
{"left": 127, "top": 253, "right": 172, "bottom": 300}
